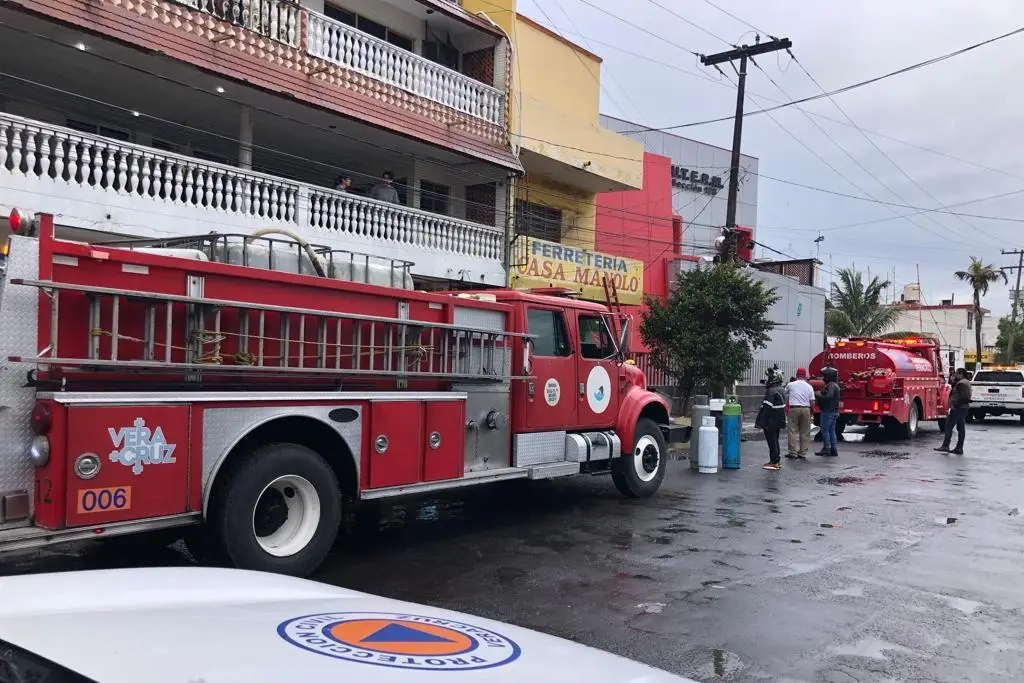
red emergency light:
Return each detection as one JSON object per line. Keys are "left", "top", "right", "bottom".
{"left": 8, "top": 208, "right": 38, "bottom": 236}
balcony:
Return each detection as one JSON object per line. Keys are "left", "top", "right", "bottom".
{"left": 165, "top": 0, "right": 507, "bottom": 129}
{"left": 306, "top": 11, "right": 505, "bottom": 126}
{"left": 0, "top": 112, "right": 506, "bottom": 283}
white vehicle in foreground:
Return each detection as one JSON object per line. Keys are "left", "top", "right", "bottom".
{"left": 0, "top": 567, "right": 697, "bottom": 683}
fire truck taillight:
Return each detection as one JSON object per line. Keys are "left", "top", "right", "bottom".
{"left": 31, "top": 403, "right": 52, "bottom": 435}
{"left": 8, "top": 208, "right": 35, "bottom": 235}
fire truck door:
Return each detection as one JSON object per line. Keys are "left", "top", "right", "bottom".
{"left": 523, "top": 306, "right": 577, "bottom": 430}
{"left": 574, "top": 312, "right": 619, "bottom": 429}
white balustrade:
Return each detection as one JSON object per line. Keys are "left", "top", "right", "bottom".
{"left": 178, "top": 0, "right": 300, "bottom": 46}
{"left": 308, "top": 189, "right": 503, "bottom": 262}
{"left": 306, "top": 12, "right": 505, "bottom": 126}
{"left": 0, "top": 112, "right": 505, "bottom": 277}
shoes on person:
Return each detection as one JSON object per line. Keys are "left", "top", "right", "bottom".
{"left": 934, "top": 445, "right": 950, "bottom": 453}
{"left": 827, "top": 447, "right": 839, "bottom": 457}
{"left": 815, "top": 448, "right": 830, "bottom": 456}
{"left": 797, "top": 453, "right": 808, "bottom": 460}
{"left": 785, "top": 454, "right": 798, "bottom": 459}
{"left": 951, "top": 448, "right": 964, "bottom": 455}
{"left": 763, "top": 462, "right": 781, "bottom": 470}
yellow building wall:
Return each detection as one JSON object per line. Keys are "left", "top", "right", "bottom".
{"left": 518, "top": 176, "right": 595, "bottom": 250}
{"left": 461, "top": 0, "right": 643, "bottom": 191}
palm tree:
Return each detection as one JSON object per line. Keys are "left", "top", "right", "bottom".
{"left": 825, "top": 268, "right": 901, "bottom": 337}
{"left": 954, "top": 257, "right": 1007, "bottom": 369}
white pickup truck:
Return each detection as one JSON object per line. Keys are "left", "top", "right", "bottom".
{"left": 969, "top": 367, "right": 1024, "bottom": 423}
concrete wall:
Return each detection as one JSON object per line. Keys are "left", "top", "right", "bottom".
{"left": 742, "top": 269, "right": 827, "bottom": 384}
{"left": 892, "top": 306, "right": 1000, "bottom": 351}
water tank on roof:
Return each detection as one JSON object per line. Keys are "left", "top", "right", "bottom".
{"left": 902, "top": 283, "right": 922, "bottom": 303}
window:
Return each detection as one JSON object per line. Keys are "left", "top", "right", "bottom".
{"left": 578, "top": 315, "right": 616, "bottom": 359}
{"left": 972, "top": 371, "right": 1024, "bottom": 383}
{"left": 527, "top": 308, "right": 571, "bottom": 357}
{"left": 66, "top": 119, "right": 132, "bottom": 142}
{"left": 423, "top": 40, "right": 460, "bottom": 70}
{"left": 420, "top": 180, "right": 450, "bottom": 215}
{"left": 323, "top": 5, "right": 413, "bottom": 51}
{"left": 967, "top": 311, "right": 974, "bottom": 329}
{"left": 515, "top": 199, "right": 563, "bottom": 241}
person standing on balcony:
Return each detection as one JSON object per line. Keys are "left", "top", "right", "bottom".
{"left": 371, "top": 171, "right": 401, "bottom": 204}
{"left": 335, "top": 175, "right": 352, "bottom": 192}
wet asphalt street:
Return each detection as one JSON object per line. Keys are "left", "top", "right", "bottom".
{"left": 3, "top": 418, "right": 1024, "bottom": 682}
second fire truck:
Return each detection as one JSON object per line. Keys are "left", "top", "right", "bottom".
{"left": 808, "top": 337, "right": 950, "bottom": 439}
{"left": 0, "top": 210, "right": 688, "bottom": 577}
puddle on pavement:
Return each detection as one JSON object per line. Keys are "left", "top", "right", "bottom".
{"left": 818, "top": 475, "right": 864, "bottom": 486}
{"left": 831, "top": 637, "right": 914, "bottom": 660}
{"left": 861, "top": 448, "right": 910, "bottom": 460}
{"left": 831, "top": 584, "right": 866, "bottom": 597}
{"left": 683, "top": 647, "right": 746, "bottom": 679}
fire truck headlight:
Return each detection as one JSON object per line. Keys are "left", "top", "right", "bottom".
{"left": 28, "top": 435, "right": 50, "bottom": 467}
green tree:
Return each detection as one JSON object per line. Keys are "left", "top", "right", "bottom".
{"left": 640, "top": 264, "right": 778, "bottom": 401}
{"left": 954, "top": 257, "right": 1007, "bottom": 369}
{"left": 824, "top": 268, "right": 901, "bottom": 337}
{"left": 995, "top": 315, "right": 1024, "bottom": 363}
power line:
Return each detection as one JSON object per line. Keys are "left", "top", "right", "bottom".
{"left": 572, "top": 0, "right": 701, "bottom": 57}
{"left": 640, "top": 0, "right": 732, "bottom": 46}
{"left": 783, "top": 49, "right": 1008, "bottom": 245}
{"left": 551, "top": 28, "right": 1024, "bottom": 185}
{"left": 744, "top": 57, "right": 992, "bottom": 249}
{"left": 616, "top": 26, "right": 1024, "bottom": 133}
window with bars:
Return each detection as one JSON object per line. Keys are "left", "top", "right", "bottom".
{"left": 420, "top": 180, "right": 450, "bottom": 216}
{"left": 515, "top": 199, "right": 562, "bottom": 241}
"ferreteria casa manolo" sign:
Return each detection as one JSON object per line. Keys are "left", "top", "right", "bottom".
{"left": 511, "top": 237, "right": 644, "bottom": 306}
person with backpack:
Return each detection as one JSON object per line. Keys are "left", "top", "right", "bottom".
{"left": 756, "top": 367, "right": 787, "bottom": 470}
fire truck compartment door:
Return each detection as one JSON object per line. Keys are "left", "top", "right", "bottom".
{"left": 423, "top": 401, "right": 466, "bottom": 482}
{"left": 523, "top": 307, "right": 577, "bottom": 431}
{"left": 369, "top": 401, "right": 424, "bottom": 489}
{"left": 64, "top": 406, "right": 191, "bottom": 527}
{"left": 574, "top": 312, "right": 620, "bottom": 429}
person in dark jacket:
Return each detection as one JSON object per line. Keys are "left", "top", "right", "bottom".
{"left": 936, "top": 367, "right": 971, "bottom": 455}
{"left": 815, "top": 366, "right": 841, "bottom": 457}
{"left": 756, "top": 367, "right": 787, "bottom": 470}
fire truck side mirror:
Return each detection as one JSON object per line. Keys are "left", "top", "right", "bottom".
{"left": 617, "top": 316, "right": 631, "bottom": 359}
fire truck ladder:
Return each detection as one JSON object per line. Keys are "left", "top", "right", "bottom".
{"left": 601, "top": 274, "right": 623, "bottom": 340}
{"left": 9, "top": 280, "right": 521, "bottom": 384}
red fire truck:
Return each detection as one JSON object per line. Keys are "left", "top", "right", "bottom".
{"left": 808, "top": 337, "right": 950, "bottom": 439}
{"left": 0, "top": 210, "right": 689, "bottom": 576}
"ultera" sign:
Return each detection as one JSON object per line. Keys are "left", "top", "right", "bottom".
{"left": 671, "top": 165, "right": 724, "bottom": 195}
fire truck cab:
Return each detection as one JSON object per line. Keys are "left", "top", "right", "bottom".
{"left": 0, "top": 211, "right": 688, "bottom": 576}
{"left": 808, "top": 337, "right": 950, "bottom": 439}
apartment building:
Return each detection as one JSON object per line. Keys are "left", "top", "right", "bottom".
{"left": 0, "top": 0, "right": 522, "bottom": 286}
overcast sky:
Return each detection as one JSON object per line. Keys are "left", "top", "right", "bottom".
{"left": 517, "top": 0, "right": 1023, "bottom": 317}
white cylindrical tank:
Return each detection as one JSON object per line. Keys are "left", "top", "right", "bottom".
{"left": 697, "top": 416, "right": 719, "bottom": 474}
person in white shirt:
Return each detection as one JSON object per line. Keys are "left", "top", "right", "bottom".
{"left": 785, "top": 367, "right": 815, "bottom": 459}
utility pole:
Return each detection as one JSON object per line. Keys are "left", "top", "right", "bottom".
{"left": 1002, "top": 248, "right": 1024, "bottom": 361}
{"left": 701, "top": 35, "right": 791, "bottom": 261}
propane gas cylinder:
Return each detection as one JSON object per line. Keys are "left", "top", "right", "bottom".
{"left": 697, "top": 416, "right": 719, "bottom": 474}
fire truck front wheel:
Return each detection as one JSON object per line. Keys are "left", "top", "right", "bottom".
{"left": 612, "top": 418, "right": 668, "bottom": 498}
{"left": 212, "top": 442, "right": 342, "bottom": 577}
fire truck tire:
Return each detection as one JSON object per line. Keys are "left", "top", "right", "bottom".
{"left": 212, "top": 443, "right": 342, "bottom": 577}
{"left": 904, "top": 401, "right": 920, "bottom": 438}
{"left": 612, "top": 418, "right": 667, "bottom": 498}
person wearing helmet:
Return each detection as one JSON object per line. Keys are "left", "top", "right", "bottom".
{"left": 755, "top": 366, "right": 787, "bottom": 470}
{"left": 815, "top": 366, "right": 841, "bottom": 457}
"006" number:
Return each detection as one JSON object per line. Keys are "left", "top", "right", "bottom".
{"left": 77, "top": 486, "right": 132, "bottom": 514}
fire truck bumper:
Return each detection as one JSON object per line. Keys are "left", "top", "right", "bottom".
{"left": 660, "top": 424, "right": 692, "bottom": 445}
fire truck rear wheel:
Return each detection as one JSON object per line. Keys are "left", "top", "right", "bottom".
{"left": 213, "top": 442, "right": 342, "bottom": 577}
{"left": 612, "top": 418, "right": 667, "bottom": 498}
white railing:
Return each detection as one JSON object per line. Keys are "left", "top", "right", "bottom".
{"left": 309, "top": 190, "right": 501, "bottom": 262}
{"left": 178, "top": 0, "right": 300, "bottom": 46}
{"left": 306, "top": 12, "right": 505, "bottom": 126}
{"left": 0, "top": 113, "right": 505, "bottom": 275}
